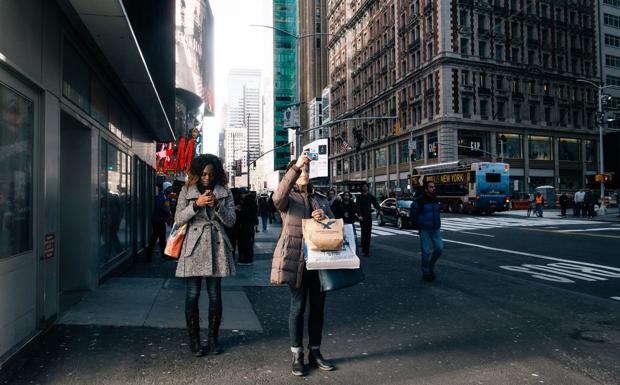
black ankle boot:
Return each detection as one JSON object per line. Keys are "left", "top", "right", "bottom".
{"left": 291, "top": 351, "right": 307, "bottom": 376}
{"left": 184, "top": 310, "right": 205, "bottom": 357}
{"left": 308, "top": 348, "right": 335, "bottom": 371}
{"left": 207, "top": 313, "right": 222, "bottom": 355}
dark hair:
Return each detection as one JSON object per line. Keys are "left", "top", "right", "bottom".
{"left": 327, "top": 189, "right": 336, "bottom": 194}
{"left": 342, "top": 191, "right": 351, "bottom": 199}
{"left": 423, "top": 179, "right": 435, "bottom": 189}
{"left": 187, "top": 154, "right": 227, "bottom": 187}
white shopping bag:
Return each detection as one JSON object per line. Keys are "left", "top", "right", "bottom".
{"left": 304, "top": 224, "right": 360, "bottom": 270}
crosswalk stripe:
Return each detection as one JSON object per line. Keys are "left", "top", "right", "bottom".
{"left": 371, "top": 229, "right": 394, "bottom": 236}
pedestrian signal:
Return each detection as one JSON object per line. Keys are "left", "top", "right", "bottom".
{"left": 410, "top": 152, "right": 417, "bottom": 161}
{"left": 595, "top": 173, "right": 612, "bottom": 183}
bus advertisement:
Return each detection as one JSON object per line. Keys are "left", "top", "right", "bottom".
{"left": 411, "top": 160, "right": 511, "bottom": 214}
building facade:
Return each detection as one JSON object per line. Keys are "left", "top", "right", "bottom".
{"left": 273, "top": 0, "right": 298, "bottom": 170}
{"left": 0, "top": 0, "right": 186, "bottom": 366}
{"left": 328, "top": 0, "right": 600, "bottom": 197}
{"left": 299, "top": 0, "right": 330, "bottom": 147}
{"left": 600, "top": 0, "right": 620, "bottom": 188}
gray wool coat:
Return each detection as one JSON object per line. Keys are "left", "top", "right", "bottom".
{"left": 271, "top": 167, "right": 333, "bottom": 288}
{"left": 174, "top": 183, "right": 236, "bottom": 278}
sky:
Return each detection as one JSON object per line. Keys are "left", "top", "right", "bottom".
{"left": 202, "top": 0, "right": 273, "bottom": 154}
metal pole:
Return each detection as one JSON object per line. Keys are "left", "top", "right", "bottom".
{"left": 246, "top": 113, "right": 250, "bottom": 188}
{"left": 598, "top": 86, "right": 606, "bottom": 215}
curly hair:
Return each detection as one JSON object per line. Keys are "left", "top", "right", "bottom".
{"left": 187, "top": 154, "right": 228, "bottom": 187}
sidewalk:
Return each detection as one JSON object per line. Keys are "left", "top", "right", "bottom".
{"left": 59, "top": 223, "right": 283, "bottom": 332}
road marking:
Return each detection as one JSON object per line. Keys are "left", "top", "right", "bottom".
{"left": 611, "top": 297, "right": 620, "bottom": 301}
{"left": 371, "top": 229, "right": 396, "bottom": 236}
{"left": 444, "top": 230, "right": 495, "bottom": 237}
{"left": 522, "top": 227, "right": 620, "bottom": 239}
{"left": 558, "top": 228, "right": 620, "bottom": 232}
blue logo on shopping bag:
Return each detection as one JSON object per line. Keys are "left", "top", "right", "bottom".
{"left": 319, "top": 220, "right": 336, "bottom": 229}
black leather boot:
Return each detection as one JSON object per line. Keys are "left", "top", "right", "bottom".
{"left": 207, "top": 313, "right": 222, "bottom": 355}
{"left": 308, "top": 348, "right": 335, "bottom": 371}
{"left": 291, "top": 351, "right": 307, "bottom": 376}
{"left": 185, "top": 310, "right": 205, "bottom": 357}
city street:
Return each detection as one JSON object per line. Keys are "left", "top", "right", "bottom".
{"left": 1, "top": 213, "right": 619, "bottom": 385}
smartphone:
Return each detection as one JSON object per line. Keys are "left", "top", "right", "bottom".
{"left": 305, "top": 151, "right": 319, "bottom": 161}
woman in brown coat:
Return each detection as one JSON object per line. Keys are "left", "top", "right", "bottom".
{"left": 271, "top": 154, "right": 335, "bottom": 376}
{"left": 175, "top": 154, "right": 236, "bottom": 357}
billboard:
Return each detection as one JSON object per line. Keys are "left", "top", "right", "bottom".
{"left": 302, "top": 138, "right": 329, "bottom": 179}
{"left": 282, "top": 106, "right": 300, "bottom": 129}
{"left": 175, "top": 0, "right": 214, "bottom": 116}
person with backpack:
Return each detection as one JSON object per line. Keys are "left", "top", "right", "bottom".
{"left": 409, "top": 180, "right": 443, "bottom": 282}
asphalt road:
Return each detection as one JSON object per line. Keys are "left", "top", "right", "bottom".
{"left": 1, "top": 214, "right": 619, "bottom": 385}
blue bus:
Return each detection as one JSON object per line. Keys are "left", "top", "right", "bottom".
{"left": 411, "top": 160, "right": 511, "bottom": 214}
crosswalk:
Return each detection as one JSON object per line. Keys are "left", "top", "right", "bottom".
{"left": 370, "top": 216, "right": 606, "bottom": 237}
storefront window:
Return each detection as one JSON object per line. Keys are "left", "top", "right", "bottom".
{"left": 0, "top": 84, "right": 34, "bottom": 258}
{"left": 99, "top": 140, "right": 132, "bottom": 266}
{"left": 585, "top": 140, "right": 596, "bottom": 163}
{"left": 496, "top": 133, "right": 522, "bottom": 159}
{"left": 559, "top": 138, "right": 580, "bottom": 161}
{"left": 428, "top": 133, "right": 438, "bottom": 159}
{"left": 374, "top": 147, "right": 387, "bottom": 167}
{"left": 399, "top": 140, "right": 409, "bottom": 163}
{"left": 529, "top": 135, "right": 553, "bottom": 160}
{"left": 412, "top": 136, "right": 424, "bottom": 161}
{"left": 389, "top": 143, "right": 397, "bottom": 164}
{"left": 458, "top": 130, "right": 489, "bottom": 157}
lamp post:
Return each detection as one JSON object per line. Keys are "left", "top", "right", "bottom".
{"left": 575, "top": 80, "right": 620, "bottom": 215}
{"left": 251, "top": 24, "right": 340, "bottom": 159}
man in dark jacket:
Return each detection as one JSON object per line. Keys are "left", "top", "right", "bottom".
{"left": 559, "top": 192, "right": 569, "bottom": 217}
{"left": 146, "top": 181, "right": 172, "bottom": 262}
{"left": 356, "top": 183, "right": 380, "bottom": 256}
{"left": 409, "top": 181, "right": 443, "bottom": 282}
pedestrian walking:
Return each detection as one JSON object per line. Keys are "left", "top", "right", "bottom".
{"left": 268, "top": 192, "right": 279, "bottom": 224}
{"left": 327, "top": 189, "right": 344, "bottom": 219}
{"left": 237, "top": 187, "right": 257, "bottom": 264}
{"left": 526, "top": 193, "right": 533, "bottom": 217}
{"left": 409, "top": 180, "right": 443, "bottom": 282}
{"left": 559, "top": 192, "right": 569, "bottom": 217}
{"left": 574, "top": 189, "right": 585, "bottom": 217}
{"left": 174, "top": 154, "right": 236, "bottom": 357}
{"left": 356, "top": 183, "right": 381, "bottom": 256}
{"left": 584, "top": 189, "right": 594, "bottom": 219}
{"left": 271, "top": 154, "right": 336, "bottom": 377}
{"left": 145, "top": 181, "right": 171, "bottom": 262}
{"left": 340, "top": 191, "right": 359, "bottom": 247}
{"left": 258, "top": 195, "right": 270, "bottom": 232}
{"left": 534, "top": 192, "right": 545, "bottom": 217}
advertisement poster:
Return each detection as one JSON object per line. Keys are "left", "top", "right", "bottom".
{"left": 302, "top": 138, "right": 329, "bottom": 179}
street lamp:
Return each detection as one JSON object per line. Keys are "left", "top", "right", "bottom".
{"left": 576, "top": 80, "right": 620, "bottom": 215}
{"left": 250, "top": 24, "right": 340, "bottom": 158}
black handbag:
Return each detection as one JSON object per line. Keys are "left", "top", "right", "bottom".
{"left": 318, "top": 267, "right": 365, "bottom": 292}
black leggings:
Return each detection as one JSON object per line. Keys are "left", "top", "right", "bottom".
{"left": 288, "top": 270, "right": 326, "bottom": 348}
{"left": 185, "top": 276, "right": 222, "bottom": 318}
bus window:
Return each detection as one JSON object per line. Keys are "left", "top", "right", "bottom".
{"left": 485, "top": 173, "right": 501, "bottom": 183}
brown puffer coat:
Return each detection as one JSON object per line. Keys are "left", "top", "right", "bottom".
{"left": 270, "top": 167, "right": 333, "bottom": 288}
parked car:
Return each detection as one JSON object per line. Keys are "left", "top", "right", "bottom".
{"left": 377, "top": 198, "right": 415, "bottom": 229}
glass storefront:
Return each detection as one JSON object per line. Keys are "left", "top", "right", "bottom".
{"left": 0, "top": 82, "right": 33, "bottom": 258}
{"left": 496, "top": 133, "right": 522, "bottom": 159}
{"left": 99, "top": 139, "right": 132, "bottom": 266}
{"left": 399, "top": 140, "right": 408, "bottom": 163}
{"left": 529, "top": 135, "right": 553, "bottom": 160}
{"left": 374, "top": 147, "right": 387, "bottom": 167}
{"left": 458, "top": 130, "right": 489, "bottom": 157}
{"left": 428, "top": 132, "right": 438, "bottom": 159}
{"left": 559, "top": 138, "right": 580, "bottom": 161}
{"left": 585, "top": 139, "right": 597, "bottom": 163}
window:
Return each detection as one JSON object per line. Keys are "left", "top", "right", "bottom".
{"left": 462, "top": 70, "right": 471, "bottom": 86}
{"left": 389, "top": 143, "right": 397, "bottom": 165}
{"left": 604, "top": 13, "right": 620, "bottom": 29}
{"left": 427, "top": 133, "right": 438, "bottom": 159}
{"left": 529, "top": 104, "right": 537, "bottom": 123}
{"left": 497, "top": 133, "right": 522, "bottom": 159}
{"left": 460, "top": 38, "right": 469, "bottom": 55}
{"left": 605, "top": 33, "right": 620, "bottom": 48}
{"left": 529, "top": 136, "right": 553, "bottom": 160}
{"left": 585, "top": 140, "right": 596, "bottom": 162}
{"left": 458, "top": 130, "right": 489, "bottom": 157}
{"left": 559, "top": 138, "right": 580, "bottom": 161}
{"left": 0, "top": 83, "right": 34, "bottom": 258}
{"left": 412, "top": 136, "right": 424, "bottom": 161}
{"left": 495, "top": 44, "right": 504, "bottom": 61}
{"left": 607, "top": 75, "right": 620, "bottom": 86}
{"left": 513, "top": 103, "right": 521, "bottom": 122}
{"left": 480, "top": 100, "right": 489, "bottom": 119}
{"left": 99, "top": 140, "right": 132, "bottom": 265}
{"left": 462, "top": 97, "right": 471, "bottom": 117}
{"left": 497, "top": 101, "right": 505, "bottom": 120}
{"left": 479, "top": 41, "right": 487, "bottom": 58}
{"left": 496, "top": 76, "right": 504, "bottom": 90}
{"left": 486, "top": 173, "right": 501, "bottom": 183}
{"left": 374, "top": 147, "right": 387, "bottom": 167}
{"left": 399, "top": 140, "right": 409, "bottom": 163}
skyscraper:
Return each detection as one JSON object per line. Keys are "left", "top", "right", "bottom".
{"left": 273, "top": 0, "right": 297, "bottom": 170}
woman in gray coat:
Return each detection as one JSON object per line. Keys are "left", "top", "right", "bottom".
{"left": 271, "top": 154, "right": 335, "bottom": 376}
{"left": 175, "top": 154, "right": 236, "bottom": 357}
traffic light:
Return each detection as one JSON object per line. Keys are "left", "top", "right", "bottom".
{"left": 595, "top": 173, "right": 613, "bottom": 183}
{"left": 252, "top": 161, "right": 256, "bottom": 170}
{"left": 410, "top": 152, "right": 417, "bottom": 161}
{"left": 393, "top": 121, "right": 401, "bottom": 136}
